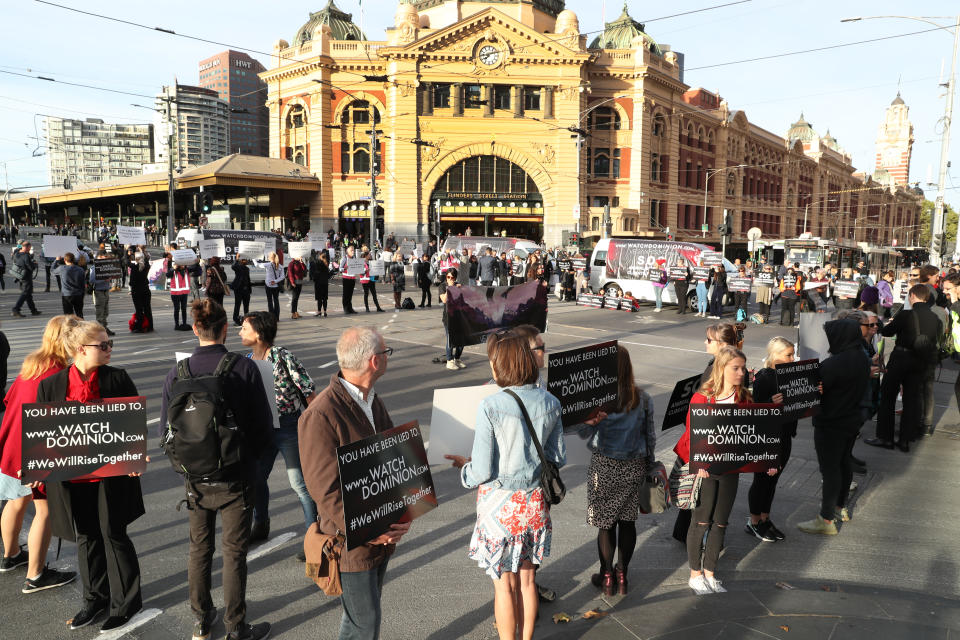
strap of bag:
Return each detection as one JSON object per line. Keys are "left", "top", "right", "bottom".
{"left": 213, "top": 352, "right": 241, "bottom": 378}
{"left": 504, "top": 389, "right": 550, "bottom": 470}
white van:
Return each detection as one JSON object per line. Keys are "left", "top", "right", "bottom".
{"left": 588, "top": 238, "right": 736, "bottom": 309}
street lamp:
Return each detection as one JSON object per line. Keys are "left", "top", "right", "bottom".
{"left": 704, "top": 164, "right": 745, "bottom": 238}
{"left": 842, "top": 13, "right": 959, "bottom": 265}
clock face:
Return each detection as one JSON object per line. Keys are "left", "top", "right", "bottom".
{"left": 478, "top": 45, "right": 500, "bottom": 66}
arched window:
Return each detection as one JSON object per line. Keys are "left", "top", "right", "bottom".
{"left": 341, "top": 100, "right": 381, "bottom": 125}
{"left": 293, "top": 151, "right": 305, "bottom": 166}
{"left": 338, "top": 100, "right": 383, "bottom": 174}
{"left": 590, "top": 106, "right": 622, "bottom": 130}
{"left": 593, "top": 150, "right": 611, "bottom": 177}
{"left": 286, "top": 105, "right": 307, "bottom": 129}
{"left": 432, "top": 155, "right": 540, "bottom": 195}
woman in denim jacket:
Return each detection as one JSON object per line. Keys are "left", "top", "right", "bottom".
{"left": 577, "top": 349, "right": 655, "bottom": 596}
{"left": 447, "top": 331, "right": 565, "bottom": 640}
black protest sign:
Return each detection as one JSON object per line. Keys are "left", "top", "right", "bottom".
{"left": 781, "top": 274, "right": 797, "bottom": 289}
{"left": 701, "top": 252, "right": 722, "bottom": 267}
{"left": 692, "top": 267, "right": 711, "bottom": 282}
{"left": 20, "top": 397, "right": 148, "bottom": 483}
{"left": 775, "top": 358, "right": 821, "bottom": 419}
{"left": 833, "top": 280, "right": 859, "bottom": 298}
{"left": 727, "top": 276, "right": 752, "bottom": 293}
{"left": 661, "top": 373, "right": 703, "bottom": 431}
{"left": 547, "top": 341, "right": 619, "bottom": 427}
{"left": 570, "top": 257, "right": 587, "bottom": 271}
{"left": 338, "top": 421, "right": 437, "bottom": 551}
{"left": 688, "top": 403, "right": 784, "bottom": 474}
{"left": 755, "top": 272, "right": 776, "bottom": 287}
{"left": 898, "top": 280, "right": 910, "bottom": 301}
{"left": 669, "top": 266, "right": 690, "bottom": 281}
{"left": 557, "top": 259, "right": 572, "bottom": 271}
{"left": 94, "top": 259, "right": 123, "bottom": 281}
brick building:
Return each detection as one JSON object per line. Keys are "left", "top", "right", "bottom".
{"left": 198, "top": 50, "right": 269, "bottom": 157}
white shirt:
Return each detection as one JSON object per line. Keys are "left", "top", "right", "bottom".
{"left": 339, "top": 378, "right": 377, "bottom": 432}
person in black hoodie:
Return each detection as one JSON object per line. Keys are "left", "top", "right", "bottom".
{"left": 231, "top": 258, "right": 252, "bottom": 326}
{"left": 708, "top": 265, "right": 727, "bottom": 319}
{"left": 797, "top": 318, "right": 869, "bottom": 535}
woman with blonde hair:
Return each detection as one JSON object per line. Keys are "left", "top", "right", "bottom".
{"left": 0, "top": 315, "right": 80, "bottom": 592}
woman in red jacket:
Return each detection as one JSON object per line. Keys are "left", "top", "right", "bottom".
{"left": 674, "top": 345, "right": 751, "bottom": 595}
{"left": 287, "top": 255, "right": 307, "bottom": 319}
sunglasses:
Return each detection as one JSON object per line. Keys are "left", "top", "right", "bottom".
{"left": 532, "top": 345, "right": 546, "bottom": 352}
{"left": 83, "top": 340, "right": 114, "bottom": 352}
{"left": 861, "top": 323, "right": 879, "bottom": 328}
{"left": 376, "top": 347, "right": 394, "bottom": 357}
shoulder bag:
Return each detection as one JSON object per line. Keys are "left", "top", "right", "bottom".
{"left": 504, "top": 389, "right": 565, "bottom": 505}
{"left": 639, "top": 460, "right": 668, "bottom": 514}
{"left": 277, "top": 350, "right": 309, "bottom": 410}
{"left": 212, "top": 266, "right": 231, "bottom": 296}
{"left": 667, "top": 457, "right": 702, "bottom": 510}
{"left": 303, "top": 521, "right": 344, "bottom": 596}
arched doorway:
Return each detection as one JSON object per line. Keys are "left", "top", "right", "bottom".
{"left": 338, "top": 201, "right": 383, "bottom": 245}
{"left": 429, "top": 155, "right": 543, "bottom": 241}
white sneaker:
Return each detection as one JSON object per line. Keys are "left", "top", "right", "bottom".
{"left": 446, "top": 360, "right": 458, "bottom": 370}
{"left": 455, "top": 359, "right": 466, "bottom": 369}
{"left": 705, "top": 575, "right": 727, "bottom": 593}
{"left": 654, "top": 308, "right": 662, "bottom": 312}
{"left": 688, "top": 575, "right": 712, "bottom": 595}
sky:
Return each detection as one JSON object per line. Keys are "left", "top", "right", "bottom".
{"left": 1, "top": 0, "right": 958, "bottom": 216}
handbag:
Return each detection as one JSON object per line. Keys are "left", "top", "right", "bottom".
{"left": 212, "top": 266, "right": 231, "bottom": 296}
{"left": 668, "top": 457, "right": 702, "bottom": 510}
{"left": 504, "top": 389, "right": 565, "bottom": 505}
{"left": 303, "top": 522, "right": 344, "bottom": 596}
{"left": 638, "top": 460, "right": 668, "bottom": 514}
{"left": 277, "top": 351, "right": 309, "bottom": 410}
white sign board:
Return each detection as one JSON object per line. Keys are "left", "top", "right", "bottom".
{"left": 368, "top": 260, "right": 386, "bottom": 277}
{"left": 237, "top": 240, "right": 267, "bottom": 260}
{"left": 288, "top": 241, "right": 311, "bottom": 260}
{"left": 308, "top": 232, "right": 327, "bottom": 251}
{"left": 41, "top": 235, "right": 79, "bottom": 259}
{"left": 345, "top": 257, "right": 367, "bottom": 276}
{"left": 573, "top": 203, "right": 581, "bottom": 220}
{"left": 171, "top": 249, "right": 198, "bottom": 266}
{"left": 253, "top": 359, "right": 280, "bottom": 429}
{"left": 198, "top": 238, "right": 226, "bottom": 260}
{"left": 117, "top": 225, "right": 147, "bottom": 246}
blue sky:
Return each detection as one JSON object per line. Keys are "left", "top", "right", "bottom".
{"left": 1, "top": 0, "right": 957, "bottom": 218}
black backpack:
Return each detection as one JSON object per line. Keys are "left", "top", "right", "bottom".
{"left": 401, "top": 296, "right": 415, "bottom": 310}
{"left": 163, "top": 353, "right": 244, "bottom": 481}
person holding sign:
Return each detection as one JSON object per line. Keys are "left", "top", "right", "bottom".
{"left": 360, "top": 252, "right": 384, "bottom": 313}
{"left": 674, "top": 346, "right": 754, "bottom": 595}
{"left": 308, "top": 251, "right": 331, "bottom": 317}
{"left": 439, "top": 268, "right": 465, "bottom": 370}
{"left": 447, "top": 331, "right": 565, "bottom": 640}
{"left": 576, "top": 350, "right": 655, "bottom": 596}
{"left": 203, "top": 257, "right": 229, "bottom": 308}
{"left": 287, "top": 255, "right": 307, "bottom": 319}
{"left": 264, "top": 252, "right": 284, "bottom": 321}
{"left": 231, "top": 258, "right": 252, "bottom": 326}
{"left": 127, "top": 247, "right": 153, "bottom": 333}
{"left": 340, "top": 245, "right": 359, "bottom": 315}
{"left": 40, "top": 321, "right": 145, "bottom": 631}
{"left": 89, "top": 250, "right": 115, "bottom": 336}
{"left": 673, "top": 258, "right": 691, "bottom": 315}
{"left": 166, "top": 260, "right": 192, "bottom": 331}
{"left": 388, "top": 252, "right": 406, "bottom": 310}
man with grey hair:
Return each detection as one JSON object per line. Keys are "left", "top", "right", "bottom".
{"left": 299, "top": 326, "right": 410, "bottom": 640}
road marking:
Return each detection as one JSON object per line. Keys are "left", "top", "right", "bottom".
{"left": 247, "top": 532, "right": 297, "bottom": 561}
{"left": 545, "top": 331, "right": 704, "bottom": 354}
{"left": 133, "top": 347, "right": 158, "bottom": 355}
{"left": 97, "top": 608, "right": 162, "bottom": 640}
{"left": 319, "top": 360, "right": 337, "bottom": 369}
{"left": 181, "top": 339, "right": 195, "bottom": 343}
{"left": 380, "top": 325, "right": 389, "bottom": 331}
{"left": 147, "top": 418, "right": 159, "bottom": 425}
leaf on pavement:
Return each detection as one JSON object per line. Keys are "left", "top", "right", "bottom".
{"left": 552, "top": 613, "right": 572, "bottom": 624}
{"left": 582, "top": 609, "right": 608, "bottom": 620}
{"left": 780, "top": 625, "right": 790, "bottom": 632}
{"left": 775, "top": 581, "right": 795, "bottom": 590}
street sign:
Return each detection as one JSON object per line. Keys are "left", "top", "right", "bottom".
{"left": 573, "top": 203, "right": 581, "bottom": 220}
{"left": 199, "top": 216, "right": 208, "bottom": 227}
{"left": 701, "top": 224, "right": 709, "bottom": 232}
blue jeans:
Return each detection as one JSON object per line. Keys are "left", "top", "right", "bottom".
{"left": 654, "top": 286, "right": 664, "bottom": 309}
{"left": 339, "top": 559, "right": 389, "bottom": 640}
{"left": 696, "top": 282, "right": 708, "bottom": 314}
{"left": 445, "top": 329, "right": 463, "bottom": 361}
{"left": 252, "top": 412, "right": 318, "bottom": 529}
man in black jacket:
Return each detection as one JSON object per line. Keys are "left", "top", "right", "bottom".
{"left": 866, "top": 284, "right": 943, "bottom": 451}
{"left": 11, "top": 242, "right": 41, "bottom": 318}
{"left": 159, "top": 300, "right": 273, "bottom": 640}
{"left": 415, "top": 254, "right": 432, "bottom": 307}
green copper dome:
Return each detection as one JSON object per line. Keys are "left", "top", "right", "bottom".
{"left": 589, "top": 3, "right": 662, "bottom": 54}
{"left": 411, "top": 0, "right": 564, "bottom": 17}
{"left": 294, "top": 0, "right": 366, "bottom": 44}
{"left": 787, "top": 113, "right": 816, "bottom": 143}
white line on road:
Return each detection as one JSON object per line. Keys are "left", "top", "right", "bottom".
{"left": 546, "top": 331, "right": 704, "bottom": 354}
{"left": 97, "top": 608, "right": 162, "bottom": 640}
{"left": 147, "top": 418, "right": 159, "bottom": 424}
{"left": 247, "top": 532, "right": 297, "bottom": 561}
{"left": 132, "top": 347, "right": 158, "bottom": 355}
{"left": 181, "top": 339, "right": 195, "bottom": 343}
{"left": 319, "top": 360, "right": 338, "bottom": 369}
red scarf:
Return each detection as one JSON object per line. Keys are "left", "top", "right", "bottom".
{"left": 66, "top": 365, "right": 101, "bottom": 403}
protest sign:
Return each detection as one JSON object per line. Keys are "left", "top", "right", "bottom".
{"left": 727, "top": 276, "right": 752, "bottom": 293}
{"left": 20, "top": 397, "right": 148, "bottom": 483}
{"left": 898, "top": 280, "right": 909, "bottom": 302}
{"left": 345, "top": 257, "right": 367, "bottom": 276}
{"left": 288, "top": 241, "right": 311, "bottom": 259}
{"left": 93, "top": 259, "right": 123, "bottom": 281}
{"left": 18, "top": 226, "right": 55, "bottom": 241}
{"left": 692, "top": 266, "right": 711, "bottom": 282}
{"left": 117, "top": 225, "right": 146, "bottom": 246}
{"left": 237, "top": 240, "right": 266, "bottom": 260}
{"left": 669, "top": 266, "right": 690, "bottom": 281}
{"left": 547, "top": 341, "right": 619, "bottom": 427}
{"left": 557, "top": 258, "right": 572, "bottom": 272}
{"left": 171, "top": 249, "right": 198, "bottom": 266}
{"left": 41, "top": 235, "right": 78, "bottom": 259}
{"left": 701, "top": 251, "right": 722, "bottom": 267}
{"left": 427, "top": 385, "right": 501, "bottom": 466}
{"left": 661, "top": 373, "right": 703, "bottom": 431}
{"left": 833, "top": 280, "right": 859, "bottom": 298}
{"left": 570, "top": 257, "right": 587, "bottom": 271}
{"left": 198, "top": 238, "right": 226, "bottom": 260}
{"left": 755, "top": 272, "right": 776, "bottom": 287}
{"left": 781, "top": 273, "right": 797, "bottom": 289}
{"left": 398, "top": 241, "right": 416, "bottom": 257}
{"left": 445, "top": 280, "right": 548, "bottom": 346}
{"left": 688, "top": 403, "right": 784, "bottom": 474}
{"left": 369, "top": 260, "right": 386, "bottom": 277}
{"left": 338, "top": 421, "right": 437, "bottom": 551}
{"left": 308, "top": 232, "right": 327, "bottom": 251}
{"left": 775, "top": 358, "right": 821, "bottom": 419}
{"left": 252, "top": 360, "right": 280, "bottom": 428}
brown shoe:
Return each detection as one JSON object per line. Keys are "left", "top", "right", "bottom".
{"left": 615, "top": 565, "right": 628, "bottom": 595}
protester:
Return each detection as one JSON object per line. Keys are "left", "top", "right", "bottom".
{"left": 708, "top": 264, "right": 727, "bottom": 319}
{"left": 652, "top": 259, "right": 668, "bottom": 312}
{"left": 40, "top": 320, "right": 145, "bottom": 631}
{"left": 287, "top": 255, "right": 307, "bottom": 319}
{"left": 577, "top": 350, "right": 655, "bottom": 596}
{"left": 239, "top": 311, "right": 317, "bottom": 547}
{"left": 259, "top": 251, "right": 282, "bottom": 321}
{"left": 675, "top": 346, "right": 754, "bottom": 594}
{"left": 360, "top": 253, "right": 384, "bottom": 313}
{"left": 0, "top": 315, "right": 80, "bottom": 593}
{"left": 479, "top": 248, "right": 497, "bottom": 287}
{"left": 167, "top": 260, "right": 193, "bottom": 331}
{"left": 128, "top": 246, "right": 153, "bottom": 332}
{"left": 89, "top": 251, "right": 115, "bottom": 336}
{"left": 798, "top": 318, "right": 870, "bottom": 535}
{"left": 778, "top": 267, "right": 801, "bottom": 326}
{"left": 733, "top": 266, "right": 750, "bottom": 319}
{"left": 755, "top": 264, "right": 775, "bottom": 322}
{"left": 416, "top": 254, "right": 433, "bottom": 308}
{"left": 389, "top": 252, "right": 406, "bottom": 310}
{"left": 674, "top": 258, "right": 690, "bottom": 315}
{"left": 877, "top": 271, "right": 895, "bottom": 319}
{"left": 203, "top": 256, "right": 229, "bottom": 308}
{"left": 309, "top": 250, "right": 330, "bottom": 317}
{"left": 53, "top": 252, "right": 87, "bottom": 318}
{"left": 11, "top": 242, "right": 41, "bottom": 318}
{"left": 159, "top": 300, "right": 273, "bottom": 640}
{"left": 447, "top": 330, "right": 565, "bottom": 640}
{"left": 439, "top": 268, "right": 465, "bottom": 370}
{"left": 299, "top": 326, "right": 410, "bottom": 640}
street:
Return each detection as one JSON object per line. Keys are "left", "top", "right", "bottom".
{"left": 2, "top": 276, "right": 960, "bottom": 640}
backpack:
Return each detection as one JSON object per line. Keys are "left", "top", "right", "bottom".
{"left": 163, "top": 353, "right": 244, "bottom": 480}
{"left": 401, "top": 296, "right": 415, "bottom": 310}
{"left": 736, "top": 307, "right": 747, "bottom": 322}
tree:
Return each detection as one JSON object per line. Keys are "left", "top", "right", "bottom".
{"left": 917, "top": 199, "right": 958, "bottom": 248}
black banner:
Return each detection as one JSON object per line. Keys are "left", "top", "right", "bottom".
{"left": 688, "top": 403, "right": 784, "bottom": 474}
{"left": 661, "top": 374, "right": 703, "bottom": 431}
{"left": 445, "top": 280, "right": 548, "bottom": 346}
{"left": 20, "top": 397, "right": 148, "bottom": 483}
{"left": 833, "top": 280, "right": 859, "bottom": 297}
{"left": 547, "top": 341, "right": 619, "bottom": 427}
{"left": 727, "top": 276, "right": 752, "bottom": 293}
{"left": 93, "top": 259, "right": 123, "bottom": 281}
{"left": 755, "top": 272, "right": 775, "bottom": 287}
{"left": 201, "top": 229, "right": 281, "bottom": 264}
{"left": 669, "top": 266, "right": 690, "bottom": 281}
{"left": 337, "top": 422, "right": 437, "bottom": 551}
{"left": 692, "top": 266, "right": 711, "bottom": 282}
{"left": 775, "top": 358, "right": 821, "bottom": 419}
{"left": 781, "top": 274, "right": 797, "bottom": 289}
{"left": 603, "top": 239, "right": 708, "bottom": 281}
{"left": 570, "top": 257, "right": 587, "bottom": 271}
{"left": 701, "top": 252, "right": 722, "bottom": 267}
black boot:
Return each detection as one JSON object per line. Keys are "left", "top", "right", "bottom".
{"left": 249, "top": 518, "right": 270, "bottom": 543}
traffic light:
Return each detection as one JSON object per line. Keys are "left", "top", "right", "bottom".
{"left": 372, "top": 146, "right": 381, "bottom": 176}
{"left": 29, "top": 197, "right": 38, "bottom": 213}
{"left": 667, "top": 232, "right": 675, "bottom": 241}
{"left": 200, "top": 192, "right": 213, "bottom": 214}
{"left": 717, "top": 212, "right": 733, "bottom": 237}
{"left": 932, "top": 232, "right": 944, "bottom": 254}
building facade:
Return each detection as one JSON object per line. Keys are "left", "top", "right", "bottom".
{"left": 261, "top": 0, "right": 921, "bottom": 247}
{"left": 154, "top": 84, "right": 230, "bottom": 170}
{"left": 44, "top": 117, "right": 153, "bottom": 187}
{"left": 198, "top": 50, "right": 269, "bottom": 157}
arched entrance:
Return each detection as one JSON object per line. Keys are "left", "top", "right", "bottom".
{"left": 429, "top": 155, "right": 543, "bottom": 241}
{"left": 338, "top": 201, "right": 383, "bottom": 244}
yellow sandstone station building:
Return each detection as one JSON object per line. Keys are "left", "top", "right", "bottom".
{"left": 262, "top": 0, "right": 921, "bottom": 248}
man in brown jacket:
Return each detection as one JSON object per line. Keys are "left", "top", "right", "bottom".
{"left": 299, "top": 326, "right": 411, "bottom": 640}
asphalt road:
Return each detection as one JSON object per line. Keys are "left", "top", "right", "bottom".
{"left": 1, "top": 274, "right": 959, "bottom": 640}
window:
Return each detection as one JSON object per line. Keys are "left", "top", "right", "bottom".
{"left": 649, "top": 199, "right": 660, "bottom": 227}
{"left": 493, "top": 85, "right": 511, "bottom": 111}
{"left": 590, "top": 106, "right": 622, "bottom": 130}
{"left": 463, "top": 84, "right": 482, "bottom": 109}
{"left": 652, "top": 114, "right": 666, "bottom": 137}
{"left": 651, "top": 153, "right": 661, "bottom": 182}
{"left": 523, "top": 86, "right": 541, "bottom": 111}
{"left": 342, "top": 100, "right": 381, "bottom": 124}
{"left": 434, "top": 155, "right": 538, "bottom": 194}
{"left": 612, "top": 196, "right": 620, "bottom": 207}
{"left": 591, "top": 196, "right": 609, "bottom": 207}
{"left": 286, "top": 105, "right": 306, "bottom": 129}
{"left": 593, "top": 148, "right": 610, "bottom": 177}
{"left": 613, "top": 149, "right": 621, "bottom": 178}
{"left": 433, "top": 84, "right": 451, "bottom": 108}
{"left": 591, "top": 218, "right": 601, "bottom": 233}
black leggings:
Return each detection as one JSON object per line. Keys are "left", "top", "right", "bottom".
{"left": 363, "top": 282, "right": 382, "bottom": 311}
{"left": 420, "top": 286, "right": 432, "bottom": 306}
{"left": 290, "top": 284, "right": 302, "bottom": 314}
{"left": 687, "top": 474, "right": 738, "bottom": 572}
{"left": 814, "top": 427, "right": 856, "bottom": 521}
{"left": 748, "top": 435, "right": 793, "bottom": 516}
{"left": 172, "top": 294, "right": 188, "bottom": 327}
{"left": 597, "top": 520, "right": 637, "bottom": 574}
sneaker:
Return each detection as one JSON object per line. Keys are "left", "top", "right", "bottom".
{"left": 765, "top": 520, "right": 786, "bottom": 541}
{"left": 192, "top": 609, "right": 220, "bottom": 640}
{"left": 21, "top": 567, "right": 77, "bottom": 593}
{"left": 11, "top": 310, "right": 24, "bottom": 318}
{"left": 704, "top": 575, "right": 727, "bottom": 593}
{"left": 0, "top": 548, "right": 28, "bottom": 572}
{"left": 100, "top": 608, "right": 140, "bottom": 632}
{"left": 835, "top": 507, "right": 850, "bottom": 522}
{"left": 68, "top": 601, "right": 108, "bottom": 630}
{"left": 688, "top": 574, "right": 713, "bottom": 595}
{"left": 849, "top": 480, "right": 858, "bottom": 493}
{"left": 226, "top": 622, "right": 271, "bottom": 640}
{"left": 797, "top": 514, "right": 838, "bottom": 535}
{"left": 744, "top": 520, "right": 776, "bottom": 542}
{"left": 455, "top": 359, "right": 466, "bottom": 369}
{"left": 446, "top": 360, "right": 459, "bottom": 370}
